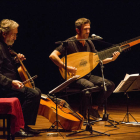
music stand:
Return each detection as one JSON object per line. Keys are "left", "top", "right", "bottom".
{"left": 113, "top": 74, "right": 140, "bottom": 124}
{"left": 47, "top": 75, "right": 80, "bottom": 132}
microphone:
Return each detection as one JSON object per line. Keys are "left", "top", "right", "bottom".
{"left": 91, "top": 34, "right": 103, "bottom": 39}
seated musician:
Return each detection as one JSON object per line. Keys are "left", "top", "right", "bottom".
{"left": 0, "top": 19, "right": 41, "bottom": 137}
{"left": 49, "top": 18, "right": 120, "bottom": 119}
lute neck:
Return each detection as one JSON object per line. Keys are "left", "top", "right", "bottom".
{"left": 98, "top": 36, "right": 140, "bottom": 61}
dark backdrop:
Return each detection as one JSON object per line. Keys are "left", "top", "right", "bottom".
{"left": 1, "top": 0, "right": 140, "bottom": 105}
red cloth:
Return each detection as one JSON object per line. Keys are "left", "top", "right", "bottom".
{"left": 0, "top": 98, "right": 25, "bottom": 135}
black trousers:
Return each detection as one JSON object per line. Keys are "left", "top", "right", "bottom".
{"left": 0, "top": 86, "right": 41, "bottom": 126}
{"left": 70, "top": 74, "right": 115, "bottom": 117}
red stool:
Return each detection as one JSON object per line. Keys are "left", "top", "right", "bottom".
{"left": 0, "top": 98, "right": 24, "bottom": 140}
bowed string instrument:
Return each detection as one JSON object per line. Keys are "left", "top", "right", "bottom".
{"left": 9, "top": 49, "right": 37, "bottom": 89}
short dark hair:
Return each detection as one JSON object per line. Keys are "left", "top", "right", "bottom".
{"left": 75, "top": 18, "right": 91, "bottom": 30}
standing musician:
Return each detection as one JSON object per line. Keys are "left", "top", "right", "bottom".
{"left": 0, "top": 19, "right": 41, "bottom": 137}
{"left": 49, "top": 18, "right": 120, "bottom": 119}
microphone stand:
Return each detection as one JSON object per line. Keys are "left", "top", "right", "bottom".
{"left": 47, "top": 94, "right": 65, "bottom": 138}
{"left": 91, "top": 60, "right": 119, "bottom": 127}
{"left": 55, "top": 37, "right": 102, "bottom": 45}
{"left": 62, "top": 41, "right": 69, "bottom": 101}
{"left": 46, "top": 41, "right": 69, "bottom": 137}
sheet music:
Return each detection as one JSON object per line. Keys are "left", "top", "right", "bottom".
{"left": 49, "top": 75, "right": 80, "bottom": 94}
{"left": 127, "top": 76, "right": 140, "bottom": 92}
{"left": 124, "top": 73, "right": 139, "bottom": 81}
{"left": 113, "top": 80, "right": 125, "bottom": 93}
{"left": 114, "top": 73, "right": 140, "bottom": 93}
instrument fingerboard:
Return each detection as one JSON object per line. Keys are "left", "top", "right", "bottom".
{"left": 98, "top": 36, "right": 140, "bottom": 61}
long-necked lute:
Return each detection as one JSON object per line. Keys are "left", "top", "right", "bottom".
{"left": 59, "top": 36, "right": 140, "bottom": 80}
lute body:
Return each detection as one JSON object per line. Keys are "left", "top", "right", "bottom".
{"left": 60, "top": 52, "right": 99, "bottom": 80}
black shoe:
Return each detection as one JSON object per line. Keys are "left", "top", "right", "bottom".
{"left": 13, "top": 130, "right": 34, "bottom": 137}
{"left": 24, "top": 125, "right": 40, "bottom": 135}
{"left": 90, "top": 109, "right": 101, "bottom": 119}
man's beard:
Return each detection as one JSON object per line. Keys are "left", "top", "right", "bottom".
{"left": 6, "top": 39, "right": 14, "bottom": 46}
{"left": 83, "top": 34, "right": 89, "bottom": 39}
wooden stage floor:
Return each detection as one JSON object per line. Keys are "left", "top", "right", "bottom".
{"left": 19, "top": 103, "right": 140, "bottom": 140}
{"left": 1, "top": 93, "right": 140, "bottom": 140}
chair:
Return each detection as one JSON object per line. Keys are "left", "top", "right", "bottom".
{"left": 60, "top": 86, "right": 101, "bottom": 118}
